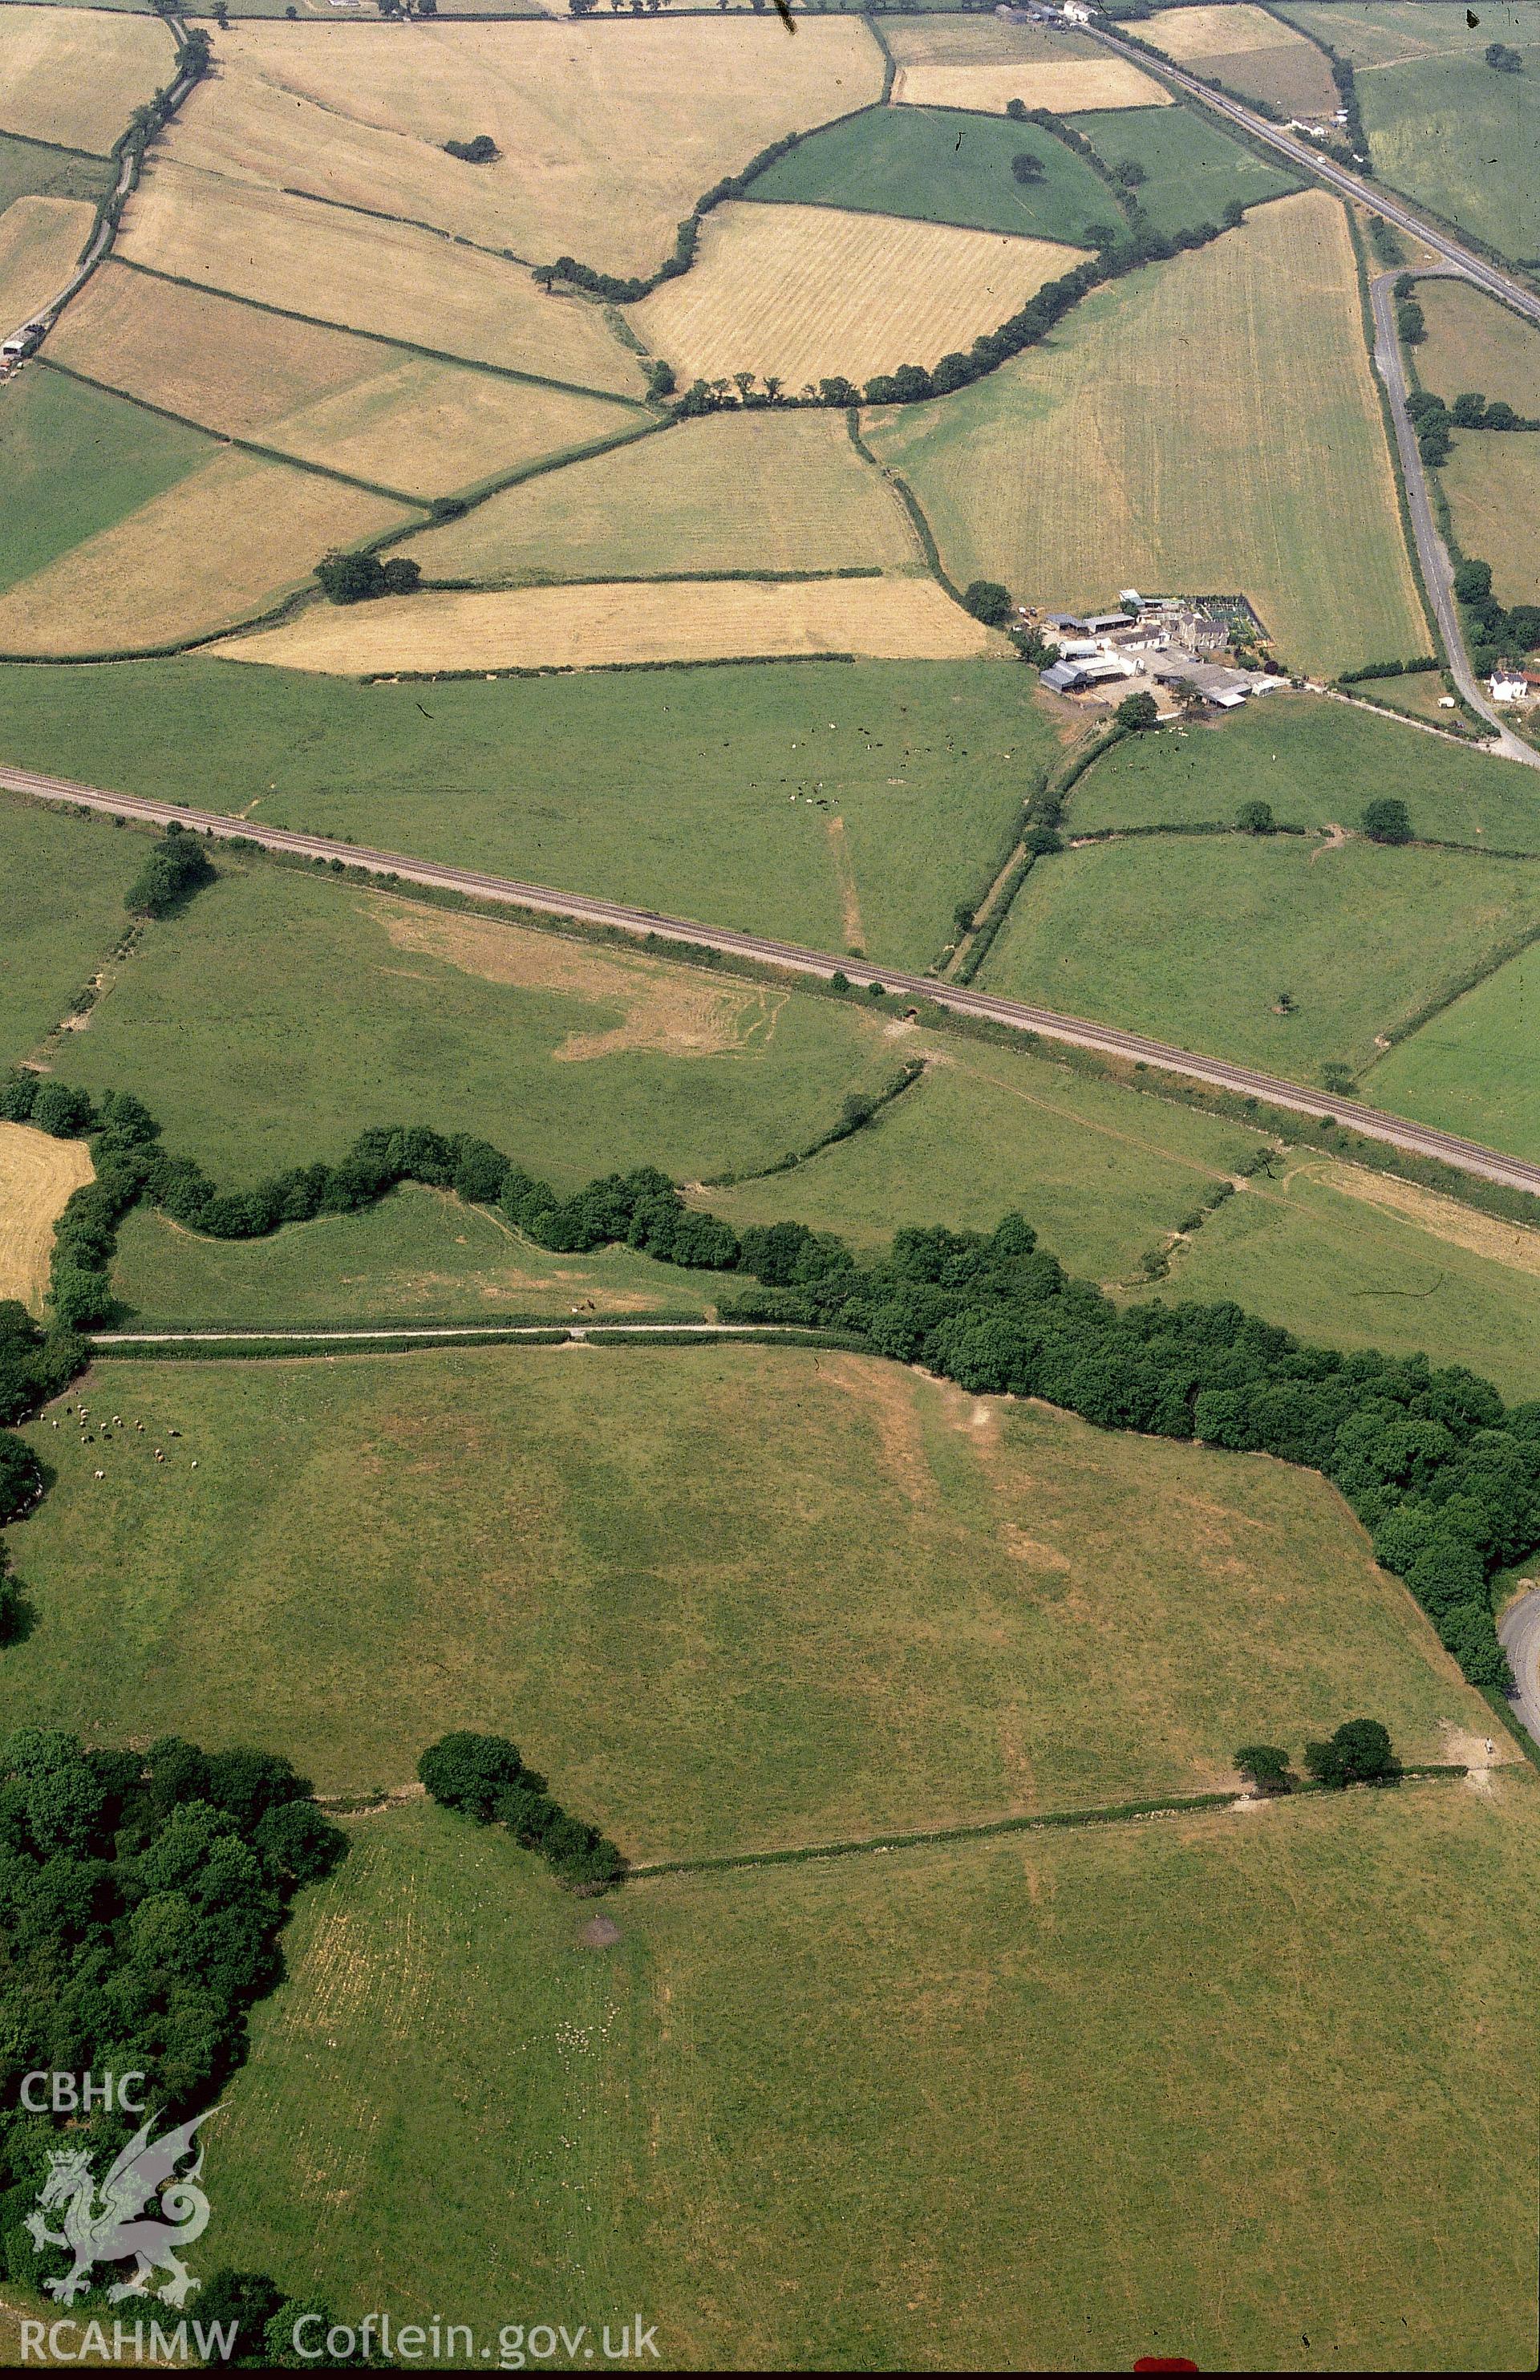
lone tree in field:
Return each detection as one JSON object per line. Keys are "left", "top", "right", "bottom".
{"left": 444, "top": 135, "right": 499, "bottom": 164}
{"left": 1454, "top": 557, "right": 1493, "bottom": 606}
{"left": 1116, "top": 690, "right": 1160, "bottom": 732}
{"left": 1011, "top": 150, "right": 1045, "bottom": 184}
{"left": 126, "top": 821, "right": 215, "bottom": 919}
{"left": 1485, "top": 41, "right": 1522, "bottom": 71}
{"left": 1237, "top": 799, "right": 1275, "bottom": 834}
{"left": 1236, "top": 1744, "right": 1293, "bottom": 1795}
{"left": 1303, "top": 1718, "right": 1401, "bottom": 1790}
{"left": 1362, "top": 796, "right": 1412, "bottom": 845}
{"left": 963, "top": 579, "right": 1015, "bottom": 627}
{"left": 1006, "top": 97, "right": 1028, "bottom": 121}
{"left": 316, "top": 552, "right": 421, "bottom": 603}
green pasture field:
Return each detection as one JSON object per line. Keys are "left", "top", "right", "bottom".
{"left": 111, "top": 1188, "right": 714, "bottom": 1328}
{"left": 744, "top": 102, "right": 1112, "bottom": 244}
{"left": 1071, "top": 100, "right": 1299, "bottom": 233}
{"left": 1366, "top": 939, "right": 1540, "bottom": 1164}
{"left": 1349, "top": 671, "right": 1469, "bottom": 728}
{"left": 1281, "top": 2, "right": 1540, "bottom": 262}
{"left": 0, "top": 367, "right": 213, "bottom": 600}
{"left": 205, "top": 1785, "right": 1540, "bottom": 2369}
{"left": 0, "top": 796, "right": 144, "bottom": 1059}
{"left": 1413, "top": 278, "right": 1540, "bottom": 416}
{"left": 1438, "top": 429, "right": 1540, "bottom": 611}
{"left": 48, "top": 859, "right": 902, "bottom": 1190}
{"left": 979, "top": 831, "right": 1540, "bottom": 1076}
{"left": 704, "top": 1032, "right": 1267, "bottom": 1279}
{"left": 1152, "top": 1155, "right": 1540, "bottom": 1401}
{"left": 0, "top": 128, "right": 111, "bottom": 213}
{"left": 0, "top": 656, "right": 1052, "bottom": 971}
{"left": 1064, "top": 695, "right": 1540, "bottom": 848}
{"left": 10, "top": 1341, "right": 1481, "bottom": 1835}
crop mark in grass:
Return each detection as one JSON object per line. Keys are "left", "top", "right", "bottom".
{"left": 367, "top": 895, "right": 790, "bottom": 1063}
{"left": 825, "top": 813, "right": 865, "bottom": 951}
{"left": 1311, "top": 1156, "right": 1540, "bottom": 1277}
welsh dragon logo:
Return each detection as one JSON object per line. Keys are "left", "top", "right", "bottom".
{"left": 24, "top": 2109, "right": 217, "bottom": 2309}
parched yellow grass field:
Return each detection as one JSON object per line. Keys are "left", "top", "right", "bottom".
{"left": 47, "top": 263, "right": 641, "bottom": 501}
{"left": 868, "top": 190, "right": 1427, "bottom": 678}
{"left": 635, "top": 201, "right": 1084, "bottom": 392}
{"left": 0, "top": 450, "right": 414, "bottom": 656}
{"left": 1137, "top": 2, "right": 1339, "bottom": 116}
{"left": 1416, "top": 278, "right": 1540, "bottom": 416}
{"left": 117, "top": 164, "right": 644, "bottom": 395}
{"left": 1439, "top": 430, "right": 1540, "bottom": 610}
{"left": 404, "top": 407, "right": 923, "bottom": 583}
{"left": 212, "top": 575, "right": 1001, "bottom": 675}
{"left": 0, "top": 5, "right": 172, "bottom": 157}
{"left": 0, "top": 1121, "right": 92, "bottom": 1312}
{"left": 161, "top": 18, "right": 885, "bottom": 282}
{"left": 885, "top": 14, "right": 1168, "bottom": 113}
{"left": 0, "top": 197, "right": 92, "bottom": 330}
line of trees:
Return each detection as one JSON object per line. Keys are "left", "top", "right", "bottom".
{"left": 1453, "top": 560, "right": 1540, "bottom": 670}
{"left": 418, "top": 1733, "right": 625, "bottom": 1888}
{"left": 6, "top": 1081, "right": 1536, "bottom": 1707}
{"left": 125, "top": 821, "right": 216, "bottom": 919}
{"left": 1236, "top": 1719, "right": 1401, "bottom": 1795}
{"left": 314, "top": 552, "right": 421, "bottom": 606}
{"left": 533, "top": 128, "right": 804, "bottom": 306}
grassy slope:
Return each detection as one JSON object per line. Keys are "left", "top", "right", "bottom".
{"left": 0, "top": 367, "right": 213, "bottom": 599}
{"left": 0, "top": 128, "right": 112, "bottom": 211}
{"left": 403, "top": 407, "right": 922, "bottom": 586}
{"left": 980, "top": 833, "right": 1540, "bottom": 1076}
{"left": 704, "top": 1033, "right": 1266, "bottom": 1278}
{"left": 1065, "top": 696, "right": 1540, "bottom": 846}
{"left": 206, "top": 1786, "right": 1540, "bottom": 2370}
{"left": 866, "top": 193, "right": 1426, "bottom": 679}
{"left": 0, "top": 798, "right": 144, "bottom": 1059}
{"left": 0, "top": 656, "right": 1050, "bottom": 971}
{"left": 1152, "top": 1156, "right": 1540, "bottom": 1401}
{"left": 10, "top": 1344, "right": 1484, "bottom": 1828}
{"left": 1437, "top": 430, "right": 1540, "bottom": 611}
{"left": 1366, "top": 939, "right": 1540, "bottom": 1163}
{"left": 111, "top": 1189, "right": 715, "bottom": 1328}
{"left": 745, "top": 102, "right": 1113, "bottom": 244}
{"left": 1071, "top": 99, "right": 1299, "bottom": 233}
{"left": 50, "top": 861, "right": 902, "bottom": 1189}
{"left": 1283, "top": 2, "right": 1540, "bottom": 262}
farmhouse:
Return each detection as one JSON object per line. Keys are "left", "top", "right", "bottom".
{"left": 1489, "top": 667, "right": 1528, "bottom": 703}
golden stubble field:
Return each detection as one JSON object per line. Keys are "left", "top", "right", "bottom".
{"left": 1416, "top": 277, "right": 1540, "bottom": 416}
{"left": 116, "top": 164, "right": 646, "bottom": 395}
{"left": 635, "top": 201, "right": 1085, "bottom": 391}
{"left": 0, "top": 4, "right": 174, "bottom": 156}
{"left": 48, "top": 262, "right": 642, "bottom": 502}
{"left": 0, "top": 196, "right": 94, "bottom": 330}
{"left": 0, "top": 1121, "right": 92, "bottom": 1311}
{"left": 213, "top": 574, "right": 1001, "bottom": 674}
{"left": 0, "top": 448, "right": 415, "bottom": 655}
{"left": 1137, "top": 1, "right": 1340, "bottom": 117}
{"left": 868, "top": 190, "right": 1428, "bottom": 678}
{"left": 884, "top": 14, "right": 1168, "bottom": 112}
{"left": 404, "top": 405, "right": 924, "bottom": 582}
{"left": 160, "top": 16, "right": 886, "bottom": 281}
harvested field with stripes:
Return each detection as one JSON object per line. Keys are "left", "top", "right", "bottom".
{"left": 1137, "top": 3, "right": 1339, "bottom": 118}
{"left": 0, "top": 1122, "right": 92, "bottom": 1312}
{"left": 161, "top": 17, "right": 885, "bottom": 281}
{"left": 868, "top": 191, "right": 1426, "bottom": 678}
{"left": 212, "top": 576, "right": 1000, "bottom": 675}
{"left": 405, "top": 407, "right": 923, "bottom": 584}
{"left": 1437, "top": 431, "right": 1540, "bottom": 610}
{"left": 0, "top": 449, "right": 414, "bottom": 656}
{"left": 634, "top": 201, "right": 1084, "bottom": 393}
{"left": 0, "top": 195, "right": 91, "bottom": 329}
{"left": 47, "top": 263, "right": 642, "bottom": 501}
{"left": 0, "top": 4, "right": 172, "bottom": 156}
{"left": 117, "top": 165, "right": 645, "bottom": 395}
{"left": 885, "top": 14, "right": 1169, "bottom": 114}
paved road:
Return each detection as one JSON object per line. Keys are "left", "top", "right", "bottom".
{"left": 10, "top": 756, "right": 1540, "bottom": 1198}
{"left": 1367, "top": 270, "right": 1539, "bottom": 767}
{"left": 1088, "top": 24, "right": 1540, "bottom": 326}
{"left": 1497, "top": 1587, "right": 1540, "bottom": 1743}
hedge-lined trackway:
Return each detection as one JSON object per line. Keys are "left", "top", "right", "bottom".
{"left": 6, "top": 755, "right": 1540, "bottom": 1198}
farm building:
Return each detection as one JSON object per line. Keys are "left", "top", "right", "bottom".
{"left": 1490, "top": 668, "right": 1528, "bottom": 703}
{"left": 1149, "top": 657, "right": 1259, "bottom": 706}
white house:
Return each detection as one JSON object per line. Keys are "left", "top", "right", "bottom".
{"left": 1062, "top": 2, "right": 1096, "bottom": 21}
{"left": 1490, "top": 668, "right": 1528, "bottom": 703}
